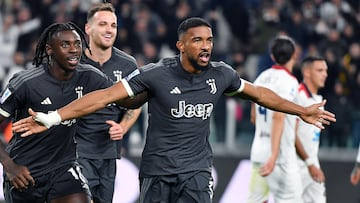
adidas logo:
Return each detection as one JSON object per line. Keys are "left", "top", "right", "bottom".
{"left": 41, "top": 97, "right": 52, "bottom": 105}
{"left": 170, "top": 87, "right": 181, "bottom": 94}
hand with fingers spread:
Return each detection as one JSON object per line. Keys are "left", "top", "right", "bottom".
{"left": 12, "top": 108, "right": 49, "bottom": 137}
{"left": 300, "top": 100, "right": 336, "bottom": 129}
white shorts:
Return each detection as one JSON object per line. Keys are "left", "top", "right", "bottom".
{"left": 247, "top": 163, "right": 270, "bottom": 203}
{"left": 247, "top": 162, "right": 303, "bottom": 203}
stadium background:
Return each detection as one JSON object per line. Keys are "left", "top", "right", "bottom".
{"left": 1, "top": 0, "right": 360, "bottom": 202}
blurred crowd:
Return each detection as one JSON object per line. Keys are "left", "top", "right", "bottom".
{"left": 0, "top": 0, "right": 359, "bottom": 149}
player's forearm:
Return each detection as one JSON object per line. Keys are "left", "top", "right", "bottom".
{"left": 250, "top": 103, "right": 256, "bottom": 124}
{"left": 295, "top": 119, "right": 309, "bottom": 161}
{"left": 270, "top": 112, "right": 284, "bottom": 159}
{"left": 0, "top": 144, "right": 13, "bottom": 171}
{"left": 58, "top": 89, "right": 109, "bottom": 120}
{"left": 119, "top": 108, "right": 142, "bottom": 131}
{"left": 255, "top": 86, "right": 305, "bottom": 117}
{"left": 295, "top": 134, "right": 308, "bottom": 161}
{"left": 58, "top": 82, "right": 128, "bottom": 121}
{"left": 117, "top": 91, "right": 148, "bottom": 109}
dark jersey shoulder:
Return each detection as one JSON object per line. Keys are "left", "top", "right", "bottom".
{"left": 112, "top": 47, "right": 137, "bottom": 67}
{"left": 5, "top": 66, "right": 45, "bottom": 91}
{"left": 139, "top": 56, "right": 178, "bottom": 73}
{"left": 76, "top": 63, "right": 108, "bottom": 78}
{"left": 210, "top": 60, "right": 234, "bottom": 70}
{"left": 80, "top": 47, "right": 137, "bottom": 82}
{"left": 209, "top": 61, "right": 240, "bottom": 80}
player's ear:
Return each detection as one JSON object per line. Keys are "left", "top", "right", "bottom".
{"left": 302, "top": 67, "right": 310, "bottom": 78}
{"left": 270, "top": 54, "right": 275, "bottom": 62}
{"left": 45, "top": 44, "right": 53, "bottom": 56}
{"left": 176, "top": 40, "right": 184, "bottom": 53}
{"left": 85, "top": 23, "right": 90, "bottom": 35}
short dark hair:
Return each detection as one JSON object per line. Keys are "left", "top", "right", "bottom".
{"left": 302, "top": 55, "right": 325, "bottom": 64}
{"left": 87, "top": 3, "right": 115, "bottom": 22}
{"left": 269, "top": 35, "right": 296, "bottom": 65}
{"left": 177, "top": 17, "right": 211, "bottom": 39}
{"left": 301, "top": 55, "right": 325, "bottom": 70}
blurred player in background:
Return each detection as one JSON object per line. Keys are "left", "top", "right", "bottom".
{"left": 295, "top": 56, "right": 328, "bottom": 202}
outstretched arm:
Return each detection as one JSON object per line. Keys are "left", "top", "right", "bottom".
{"left": 13, "top": 81, "right": 130, "bottom": 136}
{"left": 117, "top": 91, "right": 148, "bottom": 109}
{"left": 58, "top": 81, "right": 129, "bottom": 121}
{"left": 239, "top": 81, "right": 336, "bottom": 128}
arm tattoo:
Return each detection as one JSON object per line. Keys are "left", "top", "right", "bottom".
{"left": 124, "top": 110, "right": 134, "bottom": 121}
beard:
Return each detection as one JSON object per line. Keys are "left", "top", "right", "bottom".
{"left": 188, "top": 57, "right": 209, "bottom": 71}
{"left": 94, "top": 37, "right": 114, "bottom": 51}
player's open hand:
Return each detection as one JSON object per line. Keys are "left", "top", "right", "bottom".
{"left": 300, "top": 100, "right": 336, "bottom": 129}
{"left": 12, "top": 108, "right": 48, "bottom": 137}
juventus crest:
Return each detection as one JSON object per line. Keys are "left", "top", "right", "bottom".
{"left": 75, "top": 86, "right": 83, "bottom": 99}
{"left": 206, "top": 78, "right": 217, "bottom": 94}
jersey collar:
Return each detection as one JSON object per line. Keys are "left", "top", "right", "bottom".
{"left": 271, "top": 65, "right": 297, "bottom": 80}
{"left": 299, "top": 82, "right": 313, "bottom": 98}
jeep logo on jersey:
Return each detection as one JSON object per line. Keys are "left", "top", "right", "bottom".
{"left": 62, "top": 118, "right": 76, "bottom": 126}
{"left": 113, "top": 70, "right": 123, "bottom": 82}
{"left": 75, "top": 86, "right": 83, "bottom": 99}
{"left": 48, "top": 111, "right": 76, "bottom": 127}
{"left": 171, "top": 100, "right": 213, "bottom": 120}
{"left": 206, "top": 78, "right": 217, "bottom": 94}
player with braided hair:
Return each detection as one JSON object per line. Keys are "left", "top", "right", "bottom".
{"left": 0, "top": 22, "right": 115, "bottom": 203}
{"left": 32, "top": 22, "right": 91, "bottom": 67}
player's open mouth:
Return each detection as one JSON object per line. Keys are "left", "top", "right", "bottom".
{"left": 199, "top": 52, "right": 210, "bottom": 63}
{"left": 67, "top": 56, "right": 79, "bottom": 65}
{"left": 103, "top": 34, "right": 113, "bottom": 41}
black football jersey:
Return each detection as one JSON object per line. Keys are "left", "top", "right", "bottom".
{"left": 124, "top": 56, "right": 244, "bottom": 177}
{"left": 77, "top": 47, "right": 138, "bottom": 159}
{"left": 0, "top": 63, "right": 113, "bottom": 177}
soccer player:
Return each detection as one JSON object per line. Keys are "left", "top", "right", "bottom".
{"left": 13, "top": 17, "right": 336, "bottom": 203}
{"left": 295, "top": 56, "right": 328, "bottom": 202}
{"left": 76, "top": 3, "right": 141, "bottom": 203}
{"left": 0, "top": 22, "right": 116, "bottom": 203}
{"left": 247, "top": 35, "right": 303, "bottom": 203}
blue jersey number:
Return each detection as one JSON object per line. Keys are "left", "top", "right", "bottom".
{"left": 258, "top": 106, "right": 267, "bottom": 122}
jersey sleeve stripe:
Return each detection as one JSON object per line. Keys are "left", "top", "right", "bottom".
{"left": 121, "top": 79, "right": 134, "bottom": 98}
{"left": 0, "top": 108, "right": 11, "bottom": 118}
{"left": 11, "top": 68, "right": 44, "bottom": 90}
{"left": 224, "top": 78, "right": 246, "bottom": 96}
{"left": 238, "top": 79, "right": 246, "bottom": 92}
